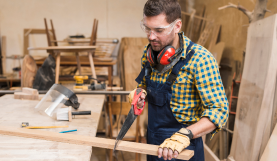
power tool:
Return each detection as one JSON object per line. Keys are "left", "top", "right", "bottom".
{"left": 73, "top": 75, "right": 106, "bottom": 91}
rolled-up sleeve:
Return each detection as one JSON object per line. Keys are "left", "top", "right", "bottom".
{"left": 194, "top": 54, "right": 229, "bottom": 136}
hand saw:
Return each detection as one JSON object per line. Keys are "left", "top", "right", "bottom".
{"left": 113, "top": 88, "right": 145, "bottom": 152}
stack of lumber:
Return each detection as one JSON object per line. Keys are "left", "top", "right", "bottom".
{"left": 181, "top": 8, "right": 224, "bottom": 65}
{"left": 228, "top": 14, "right": 277, "bottom": 161}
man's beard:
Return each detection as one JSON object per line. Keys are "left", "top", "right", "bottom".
{"left": 149, "top": 34, "right": 175, "bottom": 52}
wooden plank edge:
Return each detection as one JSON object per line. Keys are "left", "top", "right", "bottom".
{"left": 204, "top": 144, "right": 220, "bottom": 161}
{"left": 0, "top": 125, "right": 194, "bottom": 160}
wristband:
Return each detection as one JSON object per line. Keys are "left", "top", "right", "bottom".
{"left": 177, "top": 128, "right": 194, "bottom": 140}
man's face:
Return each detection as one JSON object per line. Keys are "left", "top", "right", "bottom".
{"left": 142, "top": 14, "right": 175, "bottom": 51}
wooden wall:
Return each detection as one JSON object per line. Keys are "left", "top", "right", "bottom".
{"left": 194, "top": 0, "right": 277, "bottom": 80}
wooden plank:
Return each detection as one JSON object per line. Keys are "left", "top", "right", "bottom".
{"left": 118, "top": 38, "right": 148, "bottom": 91}
{"left": 123, "top": 46, "right": 144, "bottom": 91}
{"left": 110, "top": 102, "right": 132, "bottom": 115}
{"left": 22, "top": 87, "right": 38, "bottom": 95}
{"left": 21, "top": 55, "right": 37, "bottom": 87}
{"left": 210, "top": 42, "right": 225, "bottom": 64}
{"left": 23, "top": 29, "right": 47, "bottom": 55}
{"left": 260, "top": 124, "right": 277, "bottom": 161}
{"left": 181, "top": 11, "right": 210, "bottom": 21}
{"left": 197, "top": 21, "right": 214, "bottom": 46}
{"left": 208, "top": 25, "right": 221, "bottom": 51}
{"left": 229, "top": 14, "right": 277, "bottom": 161}
{"left": 1, "top": 36, "right": 6, "bottom": 74}
{"left": 88, "top": 52, "right": 97, "bottom": 85}
{"left": 185, "top": 9, "right": 196, "bottom": 38}
{"left": 0, "top": 125, "right": 194, "bottom": 160}
{"left": 259, "top": 76, "right": 277, "bottom": 158}
{"left": 55, "top": 53, "right": 60, "bottom": 84}
{"left": 204, "top": 144, "right": 220, "bottom": 161}
{"left": 14, "top": 92, "right": 39, "bottom": 100}
{"left": 28, "top": 46, "right": 97, "bottom": 50}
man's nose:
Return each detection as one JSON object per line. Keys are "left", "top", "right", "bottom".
{"left": 148, "top": 31, "right": 157, "bottom": 40}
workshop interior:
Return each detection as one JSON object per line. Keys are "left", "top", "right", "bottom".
{"left": 0, "top": 0, "right": 276, "bottom": 161}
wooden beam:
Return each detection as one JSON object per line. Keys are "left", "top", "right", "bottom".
{"left": 260, "top": 124, "right": 277, "bottom": 161}
{"left": 181, "top": 11, "right": 210, "bottom": 21}
{"left": 229, "top": 14, "right": 277, "bottom": 161}
{"left": 1, "top": 36, "right": 6, "bottom": 74}
{"left": 204, "top": 144, "right": 220, "bottom": 161}
{"left": 0, "top": 125, "right": 194, "bottom": 160}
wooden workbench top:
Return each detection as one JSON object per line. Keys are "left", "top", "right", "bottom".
{"left": 0, "top": 94, "right": 105, "bottom": 161}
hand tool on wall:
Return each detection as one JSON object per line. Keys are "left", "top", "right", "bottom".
{"left": 113, "top": 88, "right": 145, "bottom": 152}
{"left": 73, "top": 75, "right": 106, "bottom": 91}
{"left": 56, "top": 107, "right": 91, "bottom": 122}
{"left": 21, "top": 122, "right": 68, "bottom": 129}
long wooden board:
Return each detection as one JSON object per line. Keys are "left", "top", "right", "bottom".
{"left": 0, "top": 125, "right": 194, "bottom": 160}
{"left": 204, "top": 144, "right": 220, "bottom": 161}
{"left": 229, "top": 14, "right": 277, "bottom": 161}
{"left": 260, "top": 124, "right": 277, "bottom": 161}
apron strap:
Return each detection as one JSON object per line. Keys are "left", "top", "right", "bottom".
{"left": 167, "top": 41, "right": 195, "bottom": 84}
{"left": 135, "top": 62, "right": 151, "bottom": 84}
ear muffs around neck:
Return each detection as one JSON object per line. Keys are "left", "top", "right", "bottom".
{"left": 157, "top": 46, "right": 176, "bottom": 65}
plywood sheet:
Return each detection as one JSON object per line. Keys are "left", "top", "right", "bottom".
{"left": 123, "top": 46, "right": 144, "bottom": 91}
{"left": 118, "top": 37, "right": 148, "bottom": 90}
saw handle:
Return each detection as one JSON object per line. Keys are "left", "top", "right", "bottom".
{"left": 131, "top": 88, "right": 145, "bottom": 115}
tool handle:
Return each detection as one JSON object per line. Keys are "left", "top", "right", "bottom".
{"left": 131, "top": 88, "right": 145, "bottom": 115}
{"left": 72, "top": 111, "right": 91, "bottom": 115}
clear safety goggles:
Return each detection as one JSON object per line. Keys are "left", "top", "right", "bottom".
{"left": 140, "top": 18, "right": 181, "bottom": 37}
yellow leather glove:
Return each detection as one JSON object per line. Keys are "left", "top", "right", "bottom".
{"left": 159, "top": 128, "right": 193, "bottom": 153}
{"left": 128, "top": 88, "right": 147, "bottom": 104}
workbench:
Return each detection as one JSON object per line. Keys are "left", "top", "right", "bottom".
{"left": 0, "top": 94, "right": 105, "bottom": 160}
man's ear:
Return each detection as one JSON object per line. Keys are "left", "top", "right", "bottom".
{"left": 174, "top": 20, "right": 182, "bottom": 33}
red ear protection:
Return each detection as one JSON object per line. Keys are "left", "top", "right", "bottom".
{"left": 146, "top": 47, "right": 158, "bottom": 65}
{"left": 146, "top": 33, "right": 183, "bottom": 66}
{"left": 157, "top": 46, "right": 176, "bottom": 65}
{"left": 146, "top": 45, "right": 177, "bottom": 66}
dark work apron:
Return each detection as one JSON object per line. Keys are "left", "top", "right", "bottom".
{"left": 136, "top": 41, "right": 204, "bottom": 161}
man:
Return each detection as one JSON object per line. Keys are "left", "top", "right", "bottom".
{"left": 130, "top": 0, "right": 229, "bottom": 160}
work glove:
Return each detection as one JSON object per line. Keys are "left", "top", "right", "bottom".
{"left": 159, "top": 128, "right": 193, "bottom": 154}
{"left": 128, "top": 88, "right": 147, "bottom": 108}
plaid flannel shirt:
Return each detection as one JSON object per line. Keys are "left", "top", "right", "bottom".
{"left": 137, "top": 32, "right": 229, "bottom": 136}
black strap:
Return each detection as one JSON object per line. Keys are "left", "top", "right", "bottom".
{"left": 166, "top": 41, "right": 195, "bottom": 84}
{"left": 135, "top": 62, "right": 151, "bottom": 84}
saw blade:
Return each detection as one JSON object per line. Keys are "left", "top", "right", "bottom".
{"left": 113, "top": 105, "right": 137, "bottom": 151}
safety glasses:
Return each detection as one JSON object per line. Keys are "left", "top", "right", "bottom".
{"left": 140, "top": 19, "right": 181, "bottom": 37}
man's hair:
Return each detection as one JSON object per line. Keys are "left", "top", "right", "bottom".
{"left": 143, "top": 0, "right": 181, "bottom": 24}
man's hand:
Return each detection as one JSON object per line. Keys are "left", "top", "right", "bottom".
{"left": 128, "top": 88, "right": 147, "bottom": 108}
{"left": 158, "top": 128, "right": 192, "bottom": 160}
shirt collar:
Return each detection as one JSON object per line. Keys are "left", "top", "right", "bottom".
{"left": 180, "top": 32, "right": 192, "bottom": 59}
